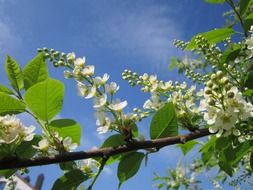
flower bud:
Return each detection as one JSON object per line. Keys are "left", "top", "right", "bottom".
{"left": 216, "top": 70, "right": 223, "bottom": 78}
{"left": 204, "top": 87, "right": 212, "bottom": 95}
{"left": 227, "top": 91, "right": 234, "bottom": 98}
{"left": 206, "top": 80, "right": 213, "bottom": 88}
{"left": 212, "top": 85, "right": 219, "bottom": 92}
{"left": 208, "top": 99, "right": 215, "bottom": 106}
{"left": 210, "top": 74, "right": 217, "bottom": 80}
{"left": 221, "top": 77, "right": 229, "bottom": 84}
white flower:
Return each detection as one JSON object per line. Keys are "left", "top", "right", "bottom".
{"left": 109, "top": 100, "right": 127, "bottom": 111}
{"left": 81, "top": 65, "right": 95, "bottom": 76}
{"left": 105, "top": 82, "right": 119, "bottom": 94}
{"left": 94, "top": 73, "right": 110, "bottom": 86}
{"left": 63, "top": 70, "right": 73, "bottom": 79}
{"left": 141, "top": 73, "right": 149, "bottom": 81}
{"left": 0, "top": 115, "right": 35, "bottom": 144}
{"left": 33, "top": 139, "right": 50, "bottom": 151}
{"left": 149, "top": 75, "right": 157, "bottom": 83}
{"left": 67, "top": 52, "right": 76, "bottom": 62}
{"left": 74, "top": 57, "right": 85, "bottom": 67}
{"left": 160, "top": 81, "right": 172, "bottom": 91}
{"left": 82, "top": 159, "right": 100, "bottom": 172}
{"left": 245, "top": 37, "right": 253, "bottom": 50}
{"left": 97, "top": 125, "right": 110, "bottom": 134}
{"left": 77, "top": 82, "right": 96, "bottom": 99}
{"left": 93, "top": 94, "right": 107, "bottom": 108}
{"left": 63, "top": 137, "right": 78, "bottom": 151}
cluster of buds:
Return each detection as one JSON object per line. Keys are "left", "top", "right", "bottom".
{"left": 173, "top": 39, "right": 189, "bottom": 50}
{"left": 123, "top": 70, "right": 203, "bottom": 128}
{"left": 200, "top": 70, "right": 253, "bottom": 137}
{"left": 33, "top": 132, "right": 77, "bottom": 155}
{"left": 41, "top": 49, "right": 142, "bottom": 138}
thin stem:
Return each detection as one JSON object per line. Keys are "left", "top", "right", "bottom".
{"left": 87, "top": 157, "right": 108, "bottom": 190}
{"left": 226, "top": 0, "right": 248, "bottom": 37}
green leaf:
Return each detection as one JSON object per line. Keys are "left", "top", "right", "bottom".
{"left": 0, "top": 169, "right": 16, "bottom": 178}
{"left": 24, "top": 78, "right": 64, "bottom": 122}
{"left": 5, "top": 55, "right": 24, "bottom": 93}
{"left": 244, "top": 13, "right": 253, "bottom": 32}
{"left": 117, "top": 152, "right": 144, "bottom": 189}
{"left": 52, "top": 169, "right": 88, "bottom": 190}
{"left": 220, "top": 44, "right": 241, "bottom": 64}
{"left": 177, "top": 140, "right": 199, "bottom": 155}
{"left": 239, "top": 0, "right": 251, "bottom": 15}
{"left": 23, "top": 53, "right": 48, "bottom": 89}
{"left": 250, "top": 152, "right": 253, "bottom": 170}
{"left": 101, "top": 134, "right": 125, "bottom": 148}
{"left": 50, "top": 119, "right": 81, "bottom": 145}
{"left": 0, "top": 92, "right": 25, "bottom": 115}
{"left": 244, "top": 71, "right": 253, "bottom": 89}
{"left": 15, "top": 135, "right": 42, "bottom": 159}
{"left": 101, "top": 134, "right": 126, "bottom": 165}
{"left": 186, "top": 28, "right": 235, "bottom": 50}
{"left": 0, "top": 85, "right": 14, "bottom": 95}
{"left": 169, "top": 57, "right": 178, "bottom": 71}
{"left": 150, "top": 103, "right": 178, "bottom": 139}
{"left": 205, "top": 0, "right": 225, "bottom": 4}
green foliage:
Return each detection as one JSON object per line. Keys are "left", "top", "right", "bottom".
{"left": 117, "top": 152, "right": 145, "bottom": 189}
{"left": 23, "top": 53, "right": 48, "bottom": 89}
{"left": 50, "top": 119, "right": 81, "bottom": 145}
{"left": 101, "top": 134, "right": 126, "bottom": 165}
{"left": 220, "top": 44, "right": 241, "bottom": 64}
{"left": 205, "top": 0, "right": 225, "bottom": 4}
{"left": 177, "top": 140, "right": 200, "bottom": 155}
{"left": 0, "top": 85, "right": 14, "bottom": 95}
{"left": 24, "top": 78, "right": 64, "bottom": 122}
{"left": 150, "top": 103, "right": 178, "bottom": 139}
{"left": 15, "top": 135, "right": 42, "bottom": 159}
{"left": 52, "top": 169, "right": 88, "bottom": 190}
{"left": 186, "top": 28, "right": 235, "bottom": 50}
{"left": 244, "top": 13, "right": 253, "bottom": 32}
{"left": 0, "top": 92, "right": 25, "bottom": 115}
{"left": 239, "top": 0, "right": 252, "bottom": 15}
{"left": 5, "top": 55, "right": 23, "bottom": 93}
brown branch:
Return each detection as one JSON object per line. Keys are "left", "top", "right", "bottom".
{"left": 0, "top": 128, "right": 211, "bottom": 170}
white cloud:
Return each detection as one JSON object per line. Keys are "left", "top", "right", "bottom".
{"left": 73, "top": 1, "right": 181, "bottom": 70}
{"left": 0, "top": 19, "right": 22, "bottom": 55}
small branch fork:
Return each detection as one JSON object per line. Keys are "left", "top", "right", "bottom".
{"left": 0, "top": 129, "right": 211, "bottom": 170}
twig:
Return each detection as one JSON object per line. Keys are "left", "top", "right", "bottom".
{"left": 0, "top": 128, "right": 211, "bottom": 170}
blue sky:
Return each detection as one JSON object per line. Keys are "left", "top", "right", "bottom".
{"left": 0, "top": 0, "right": 232, "bottom": 189}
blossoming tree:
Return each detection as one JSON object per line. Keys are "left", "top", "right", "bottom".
{"left": 0, "top": 0, "right": 253, "bottom": 189}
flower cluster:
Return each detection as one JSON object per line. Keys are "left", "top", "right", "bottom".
{"left": 33, "top": 132, "right": 77, "bottom": 155}
{"left": 79, "top": 158, "right": 100, "bottom": 174}
{"left": 199, "top": 70, "right": 253, "bottom": 137}
{"left": 39, "top": 48, "right": 141, "bottom": 136}
{"left": 245, "top": 26, "right": 253, "bottom": 59}
{"left": 122, "top": 70, "right": 203, "bottom": 128}
{"left": 0, "top": 115, "right": 35, "bottom": 145}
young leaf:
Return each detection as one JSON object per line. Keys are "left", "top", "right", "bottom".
{"left": 244, "top": 13, "right": 253, "bottom": 32}
{"left": 24, "top": 78, "right": 64, "bottom": 122}
{"left": 150, "top": 103, "right": 178, "bottom": 139}
{"left": 0, "top": 92, "right": 25, "bottom": 115}
{"left": 5, "top": 55, "right": 24, "bottom": 93}
{"left": 101, "top": 134, "right": 125, "bottom": 148}
{"left": 50, "top": 119, "right": 81, "bottom": 145}
{"left": 52, "top": 169, "right": 88, "bottom": 190}
{"left": 177, "top": 140, "right": 200, "bottom": 155}
{"left": 220, "top": 44, "right": 241, "bottom": 64}
{"left": 117, "top": 152, "right": 144, "bottom": 189}
{"left": 15, "top": 135, "right": 42, "bottom": 159}
{"left": 101, "top": 134, "right": 126, "bottom": 165}
{"left": 239, "top": 0, "right": 251, "bottom": 15}
{"left": 23, "top": 53, "right": 48, "bottom": 89}
{"left": 205, "top": 0, "right": 225, "bottom": 3}
{"left": 0, "top": 85, "right": 14, "bottom": 95}
{"left": 186, "top": 28, "right": 235, "bottom": 50}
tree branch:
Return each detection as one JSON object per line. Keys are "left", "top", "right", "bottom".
{"left": 0, "top": 129, "right": 211, "bottom": 170}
